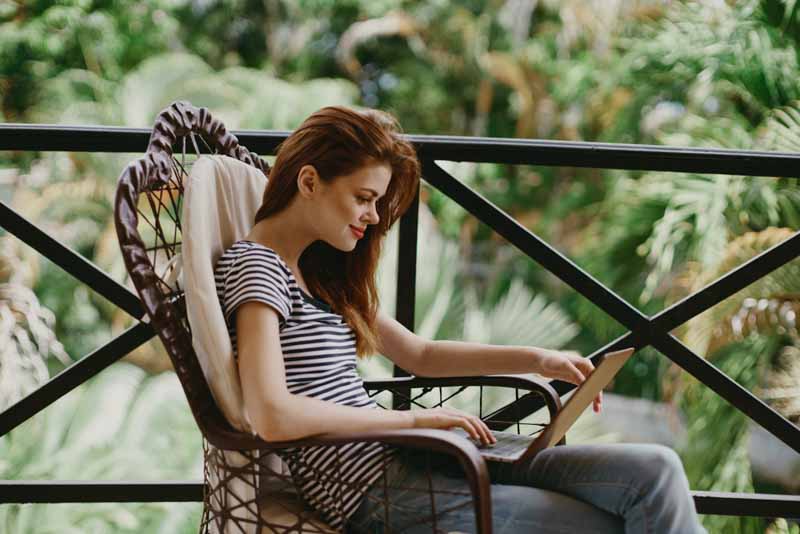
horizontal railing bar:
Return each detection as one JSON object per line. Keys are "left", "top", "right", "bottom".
{"left": 416, "top": 137, "right": 800, "bottom": 177}
{"left": 2, "top": 124, "right": 800, "bottom": 177}
{"left": 1, "top": 201, "right": 144, "bottom": 320}
{"left": 692, "top": 491, "right": 800, "bottom": 518}
{"left": 0, "top": 322, "right": 154, "bottom": 438}
{"left": 654, "top": 231, "right": 800, "bottom": 332}
{"left": 0, "top": 480, "right": 202, "bottom": 503}
{"left": 1, "top": 480, "right": 796, "bottom": 517}
{"left": 0, "top": 124, "right": 286, "bottom": 154}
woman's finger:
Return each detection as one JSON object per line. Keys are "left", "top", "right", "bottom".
{"left": 440, "top": 413, "right": 477, "bottom": 441}
{"left": 461, "top": 415, "right": 490, "bottom": 445}
{"left": 593, "top": 391, "right": 603, "bottom": 413}
{"left": 573, "top": 357, "right": 595, "bottom": 377}
{"left": 472, "top": 416, "right": 495, "bottom": 444}
{"left": 457, "top": 416, "right": 482, "bottom": 443}
{"left": 563, "top": 362, "right": 586, "bottom": 385}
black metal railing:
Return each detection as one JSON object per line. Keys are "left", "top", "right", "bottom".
{"left": 1, "top": 124, "right": 799, "bottom": 520}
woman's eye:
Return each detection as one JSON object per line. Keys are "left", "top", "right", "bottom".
{"left": 357, "top": 196, "right": 370, "bottom": 204}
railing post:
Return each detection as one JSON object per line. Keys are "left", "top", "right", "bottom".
{"left": 392, "top": 183, "right": 420, "bottom": 410}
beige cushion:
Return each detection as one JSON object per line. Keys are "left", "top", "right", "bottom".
{"left": 258, "top": 493, "right": 338, "bottom": 533}
{"left": 182, "top": 155, "right": 335, "bottom": 533}
{"left": 183, "top": 154, "right": 264, "bottom": 433}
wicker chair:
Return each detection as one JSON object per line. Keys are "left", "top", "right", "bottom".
{"left": 113, "top": 100, "right": 564, "bottom": 533}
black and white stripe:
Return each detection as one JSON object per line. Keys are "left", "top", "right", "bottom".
{"left": 215, "top": 240, "right": 395, "bottom": 529}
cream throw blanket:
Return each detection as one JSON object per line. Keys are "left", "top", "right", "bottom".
{"left": 181, "top": 155, "right": 333, "bottom": 533}
{"left": 183, "top": 154, "right": 263, "bottom": 435}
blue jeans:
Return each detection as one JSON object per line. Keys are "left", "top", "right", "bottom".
{"left": 347, "top": 443, "right": 706, "bottom": 533}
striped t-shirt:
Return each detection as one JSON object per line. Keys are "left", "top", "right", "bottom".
{"left": 214, "top": 239, "right": 395, "bottom": 529}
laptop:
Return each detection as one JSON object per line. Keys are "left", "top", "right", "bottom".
{"left": 451, "top": 347, "right": 635, "bottom": 464}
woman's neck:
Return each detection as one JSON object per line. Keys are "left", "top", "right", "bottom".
{"left": 245, "top": 212, "right": 314, "bottom": 271}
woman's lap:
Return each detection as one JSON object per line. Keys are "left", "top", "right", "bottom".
{"left": 348, "top": 442, "right": 704, "bottom": 534}
{"left": 348, "top": 446, "right": 623, "bottom": 534}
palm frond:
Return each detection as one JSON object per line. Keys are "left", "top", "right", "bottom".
{"left": 760, "top": 342, "right": 800, "bottom": 422}
{"left": 757, "top": 99, "right": 800, "bottom": 158}
{"left": 679, "top": 335, "right": 775, "bottom": 534}
{"left": 0, "top": 363, "right": 202, "bottom": 533}
{"left": 679, "top": 227, "right": 800, "bottom": 357}
{"left": 0, "top": 237, "right": 69, "bottom": 412}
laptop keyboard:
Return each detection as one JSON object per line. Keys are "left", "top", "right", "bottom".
{"left": 450, "top": 428, "right": 536, "bottom": 460}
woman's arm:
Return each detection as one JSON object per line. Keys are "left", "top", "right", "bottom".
{"left": 376, "top": 309, "right": 602, "bottom": 411}
{"left": 236, "top": 302, "right": 495, "bottom": 443}
{"left": 376, "top": 309, "right": 588, "bottom": 378}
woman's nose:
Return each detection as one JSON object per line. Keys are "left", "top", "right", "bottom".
{"left": 366, "top": 204, "right": 379, "bottom": 224}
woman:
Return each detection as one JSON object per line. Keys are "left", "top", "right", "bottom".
{"left": 214, "top": 106, "right": 706, "bottom": 533}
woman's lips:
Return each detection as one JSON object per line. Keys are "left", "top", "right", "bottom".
{"left": 350, "top": 226, "right": 365, "bottom": 238}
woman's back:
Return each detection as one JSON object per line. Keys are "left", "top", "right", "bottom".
{"left": 215, "top": 239, "right": 395, "bottom": 529}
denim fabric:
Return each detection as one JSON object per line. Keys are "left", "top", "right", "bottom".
{"left": 347, "top": 443, "right": 707, "bottom": 534}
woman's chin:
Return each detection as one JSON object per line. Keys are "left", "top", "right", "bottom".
{"left": 325, "top": 238, "right": 358, "bottom": 252}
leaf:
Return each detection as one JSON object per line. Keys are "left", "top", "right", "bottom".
{"left": 680, "top": 227, "right": 800, "bottom": 357}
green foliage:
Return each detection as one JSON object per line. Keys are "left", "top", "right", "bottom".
{"left": 0, "top": 1, "right": 182, "bottom": 119}
{"left": 0, "top": 363, "right": 203, "bottom": 533}
{"left": 679, "top": 335, "right": 780, "bottom": 534}
{"left": 13, "top": 52, "right": 358, "bottom": 363}
{"left": 758, "top": 0, "right": 800, "bottom": 57}
{"left": 4, "top": 0, "right": 800, "bottom": 530}
{"left": 681, "top": 227, "right": 800, "bottom": 358}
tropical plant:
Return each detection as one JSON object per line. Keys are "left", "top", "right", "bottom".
{"left": 678, "top": 335, "right": 784, "bottom": 534}
{"left": 0, "top": 1, "right": 184, "bottom": 120}
{"left": 0, "top": 236, "right": 70, "bottom": 411}
{"left": 362, "top": 193, "right": 582, "bottom": 421}
{"left": 666, "top": 225, "right": 800, "bottom": 534}
{"left": 0, "top": 362, "right": 203, "bottom": 534}
{"left": 14, "top": 52, "right": 359, "bottom": 366}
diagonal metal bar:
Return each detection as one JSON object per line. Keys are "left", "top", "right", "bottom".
{"left": 0, "top": 481, "right": 202, "bottom": 503}
{"left": 490, "top": 331, "right": 800, "bottom": 453}
{"left": 650, "top": 333, "right": 800, "bottom": 452}
{"left": 421, "top": 162, "right": 800, "bottom": 452}
{"left": 654, "top": 231, "right": 800, "bottom": 332}
{"left": 420, "top": 160, "right": 651, "bottom": 335}
{"left": 1, "top": 201, "right": 144, "bottom": 319}
{"left": 0, "top": 322, "right": 154, "bottom": 438}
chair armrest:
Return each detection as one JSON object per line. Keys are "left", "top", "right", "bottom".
{"left": 212, "top": 428, "right": 493, "bottom": 533}
{"left": 365, "top": 375, "right": 562, "bottom": 419}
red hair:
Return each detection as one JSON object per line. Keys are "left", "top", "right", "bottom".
{"left": 254, "top": 106, "right": 420, "bottom": 357}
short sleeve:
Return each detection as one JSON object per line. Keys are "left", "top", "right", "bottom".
{"left": 223, "top": 247, "right": 291, "bottom": 327}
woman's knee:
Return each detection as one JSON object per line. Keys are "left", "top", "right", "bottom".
{"left": 632, "top": 444, "right": 689, "bottom": 489}
{"left": 490, "top": 484, "right": 624, "bottom": 533}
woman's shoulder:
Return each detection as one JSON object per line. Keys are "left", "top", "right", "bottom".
{"left": 216, "top": 240, "right": 291, "bottom": 278}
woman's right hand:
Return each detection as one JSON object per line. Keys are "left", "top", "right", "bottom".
{"left": 410, "top": 407, "right": 496, "bottom": 446}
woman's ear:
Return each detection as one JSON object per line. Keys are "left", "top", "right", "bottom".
{"left": 297, "top": 164, "right": 320, "bottom": 199}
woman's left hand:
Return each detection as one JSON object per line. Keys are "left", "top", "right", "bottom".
{"left": 535, "top": 349, "right": 602, "bottom": 413}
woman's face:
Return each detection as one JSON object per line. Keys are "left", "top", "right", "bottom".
{"left": 312, "top": 161, "right": 391, "bottom": 251}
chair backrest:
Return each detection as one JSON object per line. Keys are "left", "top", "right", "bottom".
{"left": 114, "top": 101, "right": 270, "bottom": 449}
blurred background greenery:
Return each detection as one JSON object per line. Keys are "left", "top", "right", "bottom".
{"left": 1, "top": 0, "right": 799, "bottom": 532}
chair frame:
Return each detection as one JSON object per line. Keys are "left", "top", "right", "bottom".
{"left": 114, "top": 100, "right": 564, "bottom": 533}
